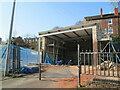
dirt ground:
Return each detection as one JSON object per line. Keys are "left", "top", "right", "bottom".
{"left": 58, "top": 74, "right": 95, "bottom": 88}
{"left": 2, "top": 65, "right": 120, "bottom": 88}
{"left": 56, "top": 65, "right": 120, "bottom": 88}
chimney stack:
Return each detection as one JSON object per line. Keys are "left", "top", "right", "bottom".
{"left": 114, "top": 8, "right": 118, "bottom": 15}
{"left": 100, "top": 8, "right": 103, "bottom": 17}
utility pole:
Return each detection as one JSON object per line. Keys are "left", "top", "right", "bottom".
{"left": 4, "top": 0, "right": 16, "bottom": 76}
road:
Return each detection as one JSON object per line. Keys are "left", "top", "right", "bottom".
{"left": 2, "top": 65, "right": 75, "bottom": 88}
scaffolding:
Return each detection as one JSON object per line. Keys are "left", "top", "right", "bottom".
{"left": 99, "top": 33, "right": 120, "bottom": 62}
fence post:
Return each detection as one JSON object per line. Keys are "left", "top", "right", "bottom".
{"left": 16, "top": 46, "right": 20, "bottom": 73}
{"left": 78, "top": 44, "right": 81, "bottom": 87}
{"left": 12, "top": 46, "right": 16, "bottom": 76}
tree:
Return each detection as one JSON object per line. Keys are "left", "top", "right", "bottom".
{"left": 52, "top": 26, "right": 62, "bottom": 30}
{"left": 112, "top": 36, "right": 120, "bottom": 43}
{"left": 11, "top": 36, "right": 29, "bottom": 48}
{"left": 75, "top": 20, "right": 84, "bottom": 25}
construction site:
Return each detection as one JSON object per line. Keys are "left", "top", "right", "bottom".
{"left": 1, "top": 3, "right": 120, "bottom": 88}
{"left": 37, "top": 8, "right": 120, "bottom": 87}
{"left": 39, "top": 23, "right": 96, "bottom": 64}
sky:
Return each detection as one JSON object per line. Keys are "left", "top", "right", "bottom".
{"left": 0, "top": 1, "right": 115, "bottom": 41}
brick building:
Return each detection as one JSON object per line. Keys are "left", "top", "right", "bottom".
{"left": 84, "top": 8, "right": 120, "bottom": 40}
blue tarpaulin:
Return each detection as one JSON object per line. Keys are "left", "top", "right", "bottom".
{"left": 20, "top": 67, "right": 39, "bottom": 73}
{"left": 56, "top": 60, "right": 62, "bottom": 65}
{"left": 44, "top": 53, "right": 54, "bottom": 64}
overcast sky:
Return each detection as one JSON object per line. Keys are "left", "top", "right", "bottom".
{"left": 0, "top": 1, "right": 115, "bottom": 41}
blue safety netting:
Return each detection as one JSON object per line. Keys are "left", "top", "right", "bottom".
{"left": 0, "top": 45, "right": 13, "bottom": 72}
{"left": 0, "top": 45, "right": 39, "bottom": 72}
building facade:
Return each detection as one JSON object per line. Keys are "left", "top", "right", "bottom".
{"left": 24, "top": 37, "right": 38, "bottom": 50}
{"left": 84, "top": 8, "right": 120, "bottom": 40}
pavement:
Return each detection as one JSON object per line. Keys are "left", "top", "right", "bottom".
{"left": 2, "top": 65, "right": 75, "bottom": 88}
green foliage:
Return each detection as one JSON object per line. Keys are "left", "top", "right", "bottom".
{"left": 112, "top": 36, "right": 120, "bottom": 43}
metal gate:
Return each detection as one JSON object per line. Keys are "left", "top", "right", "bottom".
{"left": 78, "top": 45, "right": 120, "bottom": 87}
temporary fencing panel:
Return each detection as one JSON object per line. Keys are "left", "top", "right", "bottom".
{"left": 0, "top": 45, "right": 39, "bottom": 72}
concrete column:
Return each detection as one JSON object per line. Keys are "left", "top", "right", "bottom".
{"left": 92, "top": 26, "right": 98, "bottom": 66}
{"left": 42, "top": 37, "right": 47, "bottom": 62}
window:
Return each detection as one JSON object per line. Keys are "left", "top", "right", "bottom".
{"left": 108, "top": 27, "right": 113, "bottom": 34}
{"left": 108, "top": 19, "right": 112, "bottom": 24}
{"left": 104, "top": 28, "right": 107, "bottom": 34}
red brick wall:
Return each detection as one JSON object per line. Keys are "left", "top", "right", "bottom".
{"left": 118, "top": 18, "right": 120, "bottom": 36}
{"left": 112, "top": 18, "right": 119, "bottom": 36}
{"left": 100, "top": 17, "right": 120, "bottom": 37}
{"left": 84, "top": 17, "right": 120, "bottom": 38}
{"left": 100, "top": 19, "right": 108, "bottom": 32}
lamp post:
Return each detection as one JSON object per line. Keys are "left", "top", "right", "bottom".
{"left": 4, "top": 0, "right": 16, "bottom": 76}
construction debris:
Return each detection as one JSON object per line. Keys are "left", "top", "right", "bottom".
{"left": 97, "top": 61, "right": 115, "bottom": 70}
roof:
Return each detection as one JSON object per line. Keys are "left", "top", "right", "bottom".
{"left": 39, "top": 22, "right": 99, "bottom": 35}
{"left": 38, "top": 22, "right": 99, "bottom": 42}
{"left": 84, "top": 13, "right": 120, "bottom": 21}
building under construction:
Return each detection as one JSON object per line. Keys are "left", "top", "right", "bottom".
{"left": 38, "top": 8, "right": 120, "bottom": 65}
